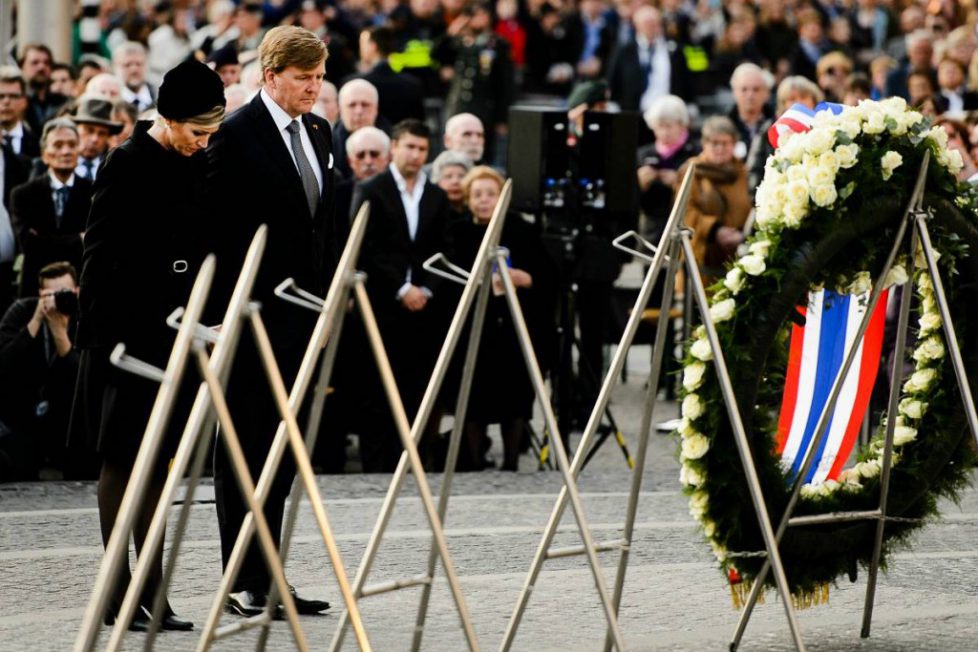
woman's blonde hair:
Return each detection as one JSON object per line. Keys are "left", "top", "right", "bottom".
{"left": 461, "top": 165, "right": 505, "bottom": 203}
{"left": 180, "top": 105, "right": 226, "bottom": 128}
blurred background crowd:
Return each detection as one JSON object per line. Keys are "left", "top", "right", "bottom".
{"left": 1, "top": 0, "right": 977, "bottom": 482}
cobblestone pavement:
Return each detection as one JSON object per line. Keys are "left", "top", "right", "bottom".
{"left": 2, "top": 351, "right": 977, "bottom": 651}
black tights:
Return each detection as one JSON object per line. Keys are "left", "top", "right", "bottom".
{"left": 97, "top": 457, "right": 173, "bottom": 617}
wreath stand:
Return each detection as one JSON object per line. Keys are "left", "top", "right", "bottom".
{"left": 502, "top": 152, "right": 978, "bottom": 652}
{"left": 75, "top": 221, "right": 373, "bottom": 652}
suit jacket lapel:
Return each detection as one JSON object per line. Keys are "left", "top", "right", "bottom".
{"left": 382, "top": 170, "right": 411, "bottom": 242}
{"left": 248, "top": 96, "right": 308, "bottom": 213}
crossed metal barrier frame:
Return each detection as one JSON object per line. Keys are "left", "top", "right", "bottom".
{"left": 75, "top": 216, "right": 373, "bottom": 651}
{"left": 326, "top": 183, "right": 515, "bottom": 652}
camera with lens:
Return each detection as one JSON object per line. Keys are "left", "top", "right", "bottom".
{"left": 53, "top": 289, "right": 78, "bottom": 316}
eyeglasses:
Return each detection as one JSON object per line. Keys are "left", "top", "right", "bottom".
{"left": 0, "top": 93, "right": 23, "bottom": 101}
{"left": 354, "top": 149, "right": 382, "bottom": 159}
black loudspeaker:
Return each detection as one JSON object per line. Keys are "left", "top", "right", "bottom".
{"left": 577, "top": 111, "right": 640, "bottom": 214}
{"left": 507, "top": 107, "right": 640, "bottom": 215}
{"left": 507, "top": 107, "right": 571, "bottom": 213}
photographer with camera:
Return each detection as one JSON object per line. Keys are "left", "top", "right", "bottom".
{"left": 0, "top": 261, "right": 86, "bottom": 481}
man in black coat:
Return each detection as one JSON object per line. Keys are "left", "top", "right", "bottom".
{"left": 11, "top": 118, "right": 92, "bottom": 297}
{"left": 346, "top": 25, "right": 424, "bottom": 127}
{"left": 350, "top": 119, "right": 450, "bottom": 471}
{"left": 606, "top": 6, "right": 690, "bottom": 112}
{"left": 206, "top": 25, "right": 335, "bottom": 618}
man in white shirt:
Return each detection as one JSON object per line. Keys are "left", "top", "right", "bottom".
{"left": 607, "top": 6, "right": 689, "bottom": 111}
{"left": 350, "top": 119, "right": 452, "bottom": 471}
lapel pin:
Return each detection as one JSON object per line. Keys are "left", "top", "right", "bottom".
{"left": 312, "top": 124, "right": 319, "bottom": 130}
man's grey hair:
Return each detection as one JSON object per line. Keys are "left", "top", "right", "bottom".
{"left": 430, "top": 150, "right": 472, "bottom": 183}
{"left": 643, "top": 94, "right": 689, "bottom": 129}
{"left": 444, "top": 112, "right": 483, "bottom": 137}
{"left": 345, "top": 125, "right": 390, "bottom": 157}
{"left": 41, "top": 117, "right": 79, "bottom": 149}
{"left": 338, "top": 78, "right": 378, "bottom": 105}
{"left": 907, "top": 28, "right": 933, "bottom": 50}
{"left": 112, "top": 41, "right": 147, "bottom": 64}
{"left": 730, "top": 62, "right": 772, "bottom": 90}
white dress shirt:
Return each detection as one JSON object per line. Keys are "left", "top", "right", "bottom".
{"left": 122, "top": 83, "right": 155, "bottom": 112}
{"left": 260, "top": 89, "right": 323, "bottom": 193}
{"left": 637, "top": 34, "right": 672, "bottom": 112}
{"left": 389, "top": 162, "right": 430, "bottom": 299}
{"left": 3, "top": 121, "right": 25, "bottom": 154}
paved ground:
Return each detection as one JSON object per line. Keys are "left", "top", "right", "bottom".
{"left": 2, "top": 346, "right": 978, "bottom": 651}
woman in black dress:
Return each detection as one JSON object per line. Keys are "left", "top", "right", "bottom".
{"left": 70, "top": 59, "right": 225, "bottom": 631}
{"left": 448, "top": 166, "right": 555, "bottom": 470}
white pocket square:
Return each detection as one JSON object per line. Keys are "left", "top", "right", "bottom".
{"left": 328, "top": 153, "right": 334, "bottom": 169}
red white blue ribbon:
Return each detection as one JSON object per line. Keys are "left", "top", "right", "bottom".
{"left": 775, "top": 288, "right": 888, "bottom": 484}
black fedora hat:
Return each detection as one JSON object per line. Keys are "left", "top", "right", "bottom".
{"left": 72, "top": 97, "right": 124, "bottom": 134}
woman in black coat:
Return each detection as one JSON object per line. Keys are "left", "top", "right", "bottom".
{"left": 447, "top": 166, "right": 555, "bottom": 471}
{"left": 70, "top": 60, "right": 226, "bottom": 631}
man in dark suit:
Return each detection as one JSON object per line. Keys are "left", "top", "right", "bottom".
{"left": 19, "top": 43, "right": 69, "bottom": 133}
{"left": 11, "top": 118, "right": 91, "bottom": 297}
{"left": 606, "top": 6, "right": 690, "bottom": 112}
{"left": 884, "top": 29, "right": 935, "bottom": 101}
{"left": 0, "top": 67, "right": 40, "bottom": 158}
{"left": 349, "top": 25, "right": 425, "bottom": 127}
{"left": 335, "top": 125, "right": 390, "bottom": 246}
{"left": 350, "top": 119, "right": 450, "bottom": 471}
{"left": 331, "top": 78, "right": 389, "bottom": 179}
{"left": 206, "top": 25, "right": 334, "bottom": 618}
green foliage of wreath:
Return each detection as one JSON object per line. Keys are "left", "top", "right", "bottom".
{"left": 676, "top": 99, "right": 978, "bottom": 596}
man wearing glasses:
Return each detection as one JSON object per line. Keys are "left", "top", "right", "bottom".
{"left": 335, "top": 125, "right": 389, "bottom": 244}
{"left": 0, "top": 67, "right": 39, "bottom": 158}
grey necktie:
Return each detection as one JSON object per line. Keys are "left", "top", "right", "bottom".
{"left": 285, "top": 120, "right": 321, "bottom": 217}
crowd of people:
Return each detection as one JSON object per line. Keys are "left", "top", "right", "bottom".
{"left": 0, "top": 2, "right": 977, "bottom": 481}
{"left": 0, "top": 0, "right": 973, "bottom": 634}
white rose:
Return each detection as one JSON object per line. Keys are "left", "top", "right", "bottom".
{"left": 884, "top": 264, "right": 908, "bottom": 287}
{"left": 703, "top": 519, "right": 716, "bottom": 537}
{"left": 754, "top": 204, "right": 779, "bottom": 229}
{"left": 690, "top": 337, "right": 713, "bottom": 361}
{"left": 779, "top": 133, "right": 806, "bottom": 163}
{"left": 740, "top": 254, "right": 766, "bottom": 276}
{"left": 724, "top": 267, "right": 746, "bottom": 294}
{"left": 682, "top": 393, "right": 706, "bottom": 420}
{"left": 680, "top": 463, "right": 704, "bottom": 487}
{"left": 880, "top": 150, "right": 903, "bottom": 181}
{"left": 677, "top": 418, "right": 697, "bottom": 438}
{"left": 914, "top": 244, "right": 941, "bottom": 270}
{"left": 864, "top": 111, "right": 886, "bottom": 135}
{"left": 818, "top": 150, "right": 841, "bottom": 174}
{"left": 919, "top": 312, "right": 942, "bottom": 335}
{"left": 786, "top": 179, "right": 810, "bottom": 207}
{"left": 913, "top": 336, "right": 945, "bottom": 362}
{"left": 893, "top": 425, "right": 918, "bottom": 446}
{"left": 806, "top": 164, "right": 835, "bottom": 188}
{"left": 848, "top": 271, "right": 872, "bottom": 296}
{"left": 709, "top": 297, "right": 736, "bottom": 323}
{"left": 683, "top": 362, "right": 707, "bottom": 391}
{"left": 804, "top": 127, "right": 835, "bottom": 155}
{"left": 922, "top": 293, "right": 936, "bottom": 313}
{"left": 929, "top": 125, "right": 949, "bottom": 149}
{"left": 810, "top": 183, "right": 838, "bottom": 208}
{"left": 709, "top": 540, "right": 727, "bottom": 561}
{"left": 688, "top": 489, "right": 709, "bottom": 518}
{"left": 835, "top": 143, "right": 859, "bottom": 168}
{"left": 947, "top": 148, "right": 964, "bottom": 174}
{"left": 782, "top": 202, "right": 807, "bottom": 227}
{"left": 881, "top": 96, "right": 908, "bottom": 113}
{"left": 918, "top": 274, "right": 933, "bottom": 291}
{"left": 748, "top": 240, "right": 772, "bottom": 258}
{"left": 800, "top": 484, "right": 819, "bottom": 498}
{"left": 898, "top": 397, "right": 926, "bottom": 420}
{"left": 903, "top": 367, "right": 937, "bottom": 393}
{"left": 682, "top": 434, "right": 711, "bottom": 460}
{"left": 856, "top": 459, "right": 882, "bottom": 478}
{"left": 786, "top": 164, "right": 807, "bottom": 182}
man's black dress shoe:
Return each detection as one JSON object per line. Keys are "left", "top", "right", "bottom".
{"left": 226, "top": 587, "right": 330, "bottom": 617}
{"left": 159, "top": 611, "right": 194, "bottom": 631}
{"left": 103, "top": 606, "right": 152, "bottom": 632}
